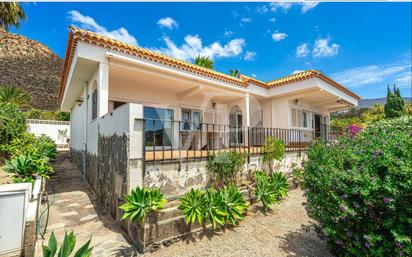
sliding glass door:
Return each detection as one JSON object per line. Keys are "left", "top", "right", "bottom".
{"left": 144, "top": 107, "right": 174, "bottom": 148}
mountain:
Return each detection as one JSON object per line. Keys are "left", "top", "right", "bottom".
{"left": 0, "top": 29, "right": 62, "bottom": 110}
{"left": 358, "top": 97, "right": 412, "bottom": 108}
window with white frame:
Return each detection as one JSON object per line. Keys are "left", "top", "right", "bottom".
{"left": 291, "top": 107, "right": 310, "bottom": 129}
{"left": 181, "top": 109, "right": 202, "bottom": 130}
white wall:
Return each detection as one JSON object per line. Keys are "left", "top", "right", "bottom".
{"left": 27, "top": 121, "right": 70, "bottom": 146}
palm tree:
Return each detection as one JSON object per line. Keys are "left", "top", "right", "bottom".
{"left": 0, "top": 85, "right": 30, "bottom": 107}
{"left": 194, "top": 55, "right": 214, "bottom": 69}
{"left": 0, "top": 2, "right": 26, "bottom": 31}
{"left": 229, "top": 69, "right": 240, "bottom": 78}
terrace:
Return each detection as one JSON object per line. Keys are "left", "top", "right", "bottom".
{"left": 142, "top": 118, "right": 342, "bottom": 162}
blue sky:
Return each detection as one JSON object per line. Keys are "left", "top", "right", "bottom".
{"left": 13, "top": 2, "right": 412, "bottom": 99}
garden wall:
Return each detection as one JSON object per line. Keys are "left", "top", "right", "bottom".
{"left": 144, "top": 152, "right": 306, "bottom": 199}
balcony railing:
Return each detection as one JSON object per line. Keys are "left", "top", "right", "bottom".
{"left": 141, "top": 118, "right": 342, "bottom": 163}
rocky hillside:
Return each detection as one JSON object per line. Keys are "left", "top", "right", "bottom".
{"left": 0, "top": 29, "right": 62, "bottom": 110}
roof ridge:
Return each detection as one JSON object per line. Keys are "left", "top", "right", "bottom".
{"left": 69, "top": 26, "right": 245, "bottom": 85}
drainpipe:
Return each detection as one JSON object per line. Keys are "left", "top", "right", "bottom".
{"left": 83, "top": 81, "right": 89, "bottom": 176}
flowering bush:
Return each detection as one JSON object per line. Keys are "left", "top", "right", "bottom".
{"left": 304, "top": 116, "right": 412, "bottom": 257}
{"left": 347, "top": 124, "right": 362, "bottom": 139}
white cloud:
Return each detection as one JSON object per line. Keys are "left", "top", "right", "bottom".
{"left": 269, "top": 2, "right": 294, "bottom": 12}
{"left": 269, "top": 17, "right": 276, "bottom": 23}
{"left": 240, "top": 17, "right": 252, "bottom": 25}
{"left": 332, "top": 56, "right": 411, "bottom": 88}
{"left": 156, "top": 34, "right": 245, "bottom": 61}
{"left": 292, "top": 70, "right": 305, "bottom": 75}
{"left": 252, "top": 73, "right": 257, "bottom": 78}
{"left": 395, "top": 71, "right": 412, "bottom": 88}
{"left": 68, "top": 10, "right": 137, "bottom": 45}
{"left": 312, "top": 38, "right": 339, "bottom": 58}
{"left": 296, "top": 43, "right": 310, "bottom": 58}
{"left": 244, "top": 51, "right": 257, "bottom": 61}
{"left": 157, "top": 17, "right": 178, "bottom": 30}
{"left": 269, "top": 2, "right": 319, "bottom": 13}
{"left": 257, "top": 5, "right": 269, "bottom": 14}
{"left": 224, "top": 30, "right": 234, "bottom": 37}
{"left": 272, "top": 32, "right": 288, "bottom": 42}
{"left": 301, "top": 2, "right": 320, "bottom": 13}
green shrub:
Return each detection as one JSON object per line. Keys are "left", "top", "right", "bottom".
{"left": 304, "top": 116, "right": 412, "bottom": 257}
{"left": 262, "top": 137, "right": 285, "bottom": 173}
{"left": 254, "top": 171, "right": 288, "bottom": 210}
{"left": 42, "top": 231, "right": 93, "bottom": 257}
{"left": 206, "top": 151, "right": 245, "bottom": 185}
{"left": 119, "top": 187, "right": 167, "bottom": 223}
{"left": 26, "top": 108, "right": 70, "bottom": 121}
{"left": 5, "top": 133, "right": 56, "bottom": 177}
{"left": 0, "top": 103, "right": 26, "bottom": 147}
{"left": 292, "top": 166, "right": 304, "bottom": 186}
{"left": 179, "top": 185, "right": 248, "bottom": 228}
{"left": 4, "top": 155, "right": 36, "bottom": 183}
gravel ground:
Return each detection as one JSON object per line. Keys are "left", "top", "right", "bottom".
{"left": 146, "top": 188, "right": 332, "bottom": 257}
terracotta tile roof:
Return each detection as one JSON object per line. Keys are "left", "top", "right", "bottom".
{"left": 58, "top": 27, "right": 360, "bottom": 104}
{"left": 266, "top": 70, "right": 360, "bottom": 100}
{"left": 58, "top": 26, "right": 246, "bottom": 103}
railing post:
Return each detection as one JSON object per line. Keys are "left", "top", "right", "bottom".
{"left": 247, "top": 126, "right": 250, "bottom": 164}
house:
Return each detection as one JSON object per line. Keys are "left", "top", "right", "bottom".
{"left": 59, "top": 26, "right": 359, "bottom": 226}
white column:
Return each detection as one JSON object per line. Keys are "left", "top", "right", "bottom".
{"left": 97, "top": 62, "right": 109, "bottom": 117}
{"left": 245, "top": 92, "right": 250, "bottom": 127}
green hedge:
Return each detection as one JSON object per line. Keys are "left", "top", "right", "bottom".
{"left": 304, "top": 116, "right": 412, "bottom": 256}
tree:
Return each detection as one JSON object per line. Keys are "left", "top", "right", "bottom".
{"left": 384, "top": 84, "right": 405, "bottom": 118}
{"left": 229, "top": 69, "right": 240, "bottom": 77}
{"left": 261, "top": 137, "right": 285, "bottom": 174}
{"left": 0, "top": 85, "right": 30, "bottom": 107}
{"left": 194, "top": 55, "right": 214, "bottom": 69}
{"left": 0, "top": 2, "right": 26, "bottom": 31}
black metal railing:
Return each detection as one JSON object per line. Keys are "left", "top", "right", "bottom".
{"left": 141, "top": 118, "right": 343, "bottom": 163}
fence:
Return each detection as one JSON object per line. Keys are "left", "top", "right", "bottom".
{"left": 141, "top": 118, "right": 342, "bottom": 163}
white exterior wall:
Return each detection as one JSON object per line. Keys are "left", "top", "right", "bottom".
{"left": 70, "top": 87, "right": 86, "bottom": 151}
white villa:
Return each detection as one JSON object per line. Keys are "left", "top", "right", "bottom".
{"left": 58, "top": 26, "right": 359, "bottom": 235}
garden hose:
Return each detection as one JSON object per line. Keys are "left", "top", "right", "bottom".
{"left": 36, "top": 183, "right": 56, "bottom": 239}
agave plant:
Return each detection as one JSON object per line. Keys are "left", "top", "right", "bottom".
{"left": 254, "top": 171, "right": 279, "bottom": 210}
{"left": 270, "top": 172, "right": 289, "bottom": 198}
{"left": 4, "top": 154, "right": 36, "bottom": 183}
{"left": 119, "top": 187, "right": 167, "bottom": 223}
{"left": 204, "top": 189, "right": 227, "bottom": 228}
{"left": 42, "top": 231, "right": 93, "bottom": 257}
{"left": 178, "top": 188, "right": 206, "bottom": 225}
{"left": 254, "top": 171, "right": 289, "bottom": 210}
{"left": 219, "top": 185, "right": 248, "bottom": 225}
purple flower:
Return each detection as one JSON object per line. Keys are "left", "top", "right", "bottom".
{"left": 384, "top": 197, "right": 394, "bottom": 203}
{"left": 347, "top": 124, "right": 362, "bottom": 139}
{"left": 364, "top": 242, "right": 370, "bottom": 248}
{"left": 341, "top": 194, "right": 348, "bottom": 199}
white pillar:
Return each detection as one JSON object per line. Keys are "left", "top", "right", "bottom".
{"left": 97, "top": 62, "right": 109, "bottom": 117}
{"left": 245, "top": 92, "right": 250, "bottom": 127}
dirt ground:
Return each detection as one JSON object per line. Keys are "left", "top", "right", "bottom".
{"left": 0, "top": 166, "right": 13, "bottom": 185}
{"left": 146, "top": 188, "right": 332, "bottom": 257}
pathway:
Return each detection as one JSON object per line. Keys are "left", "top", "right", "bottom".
{"left": 35, "top": 151, "right": 140, "bottom": 257}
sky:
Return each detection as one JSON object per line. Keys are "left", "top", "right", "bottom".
{"left": 12, "top": 2, "right": 412, "bottom": 99}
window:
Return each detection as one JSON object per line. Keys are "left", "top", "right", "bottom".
{"left": 181, "top": 109, "right": 202, "bottom": 130}
{"left": 144, "top": 107, "right": 174, "bottom": 147}
{"left": 302, "top": 112, "right": 308, "bottom": 128}
{"left": 291, "top": 107, "right": 310, "bottom": 128}
{"left": 91, "top": 88, "right": 97, "bottom": 120}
